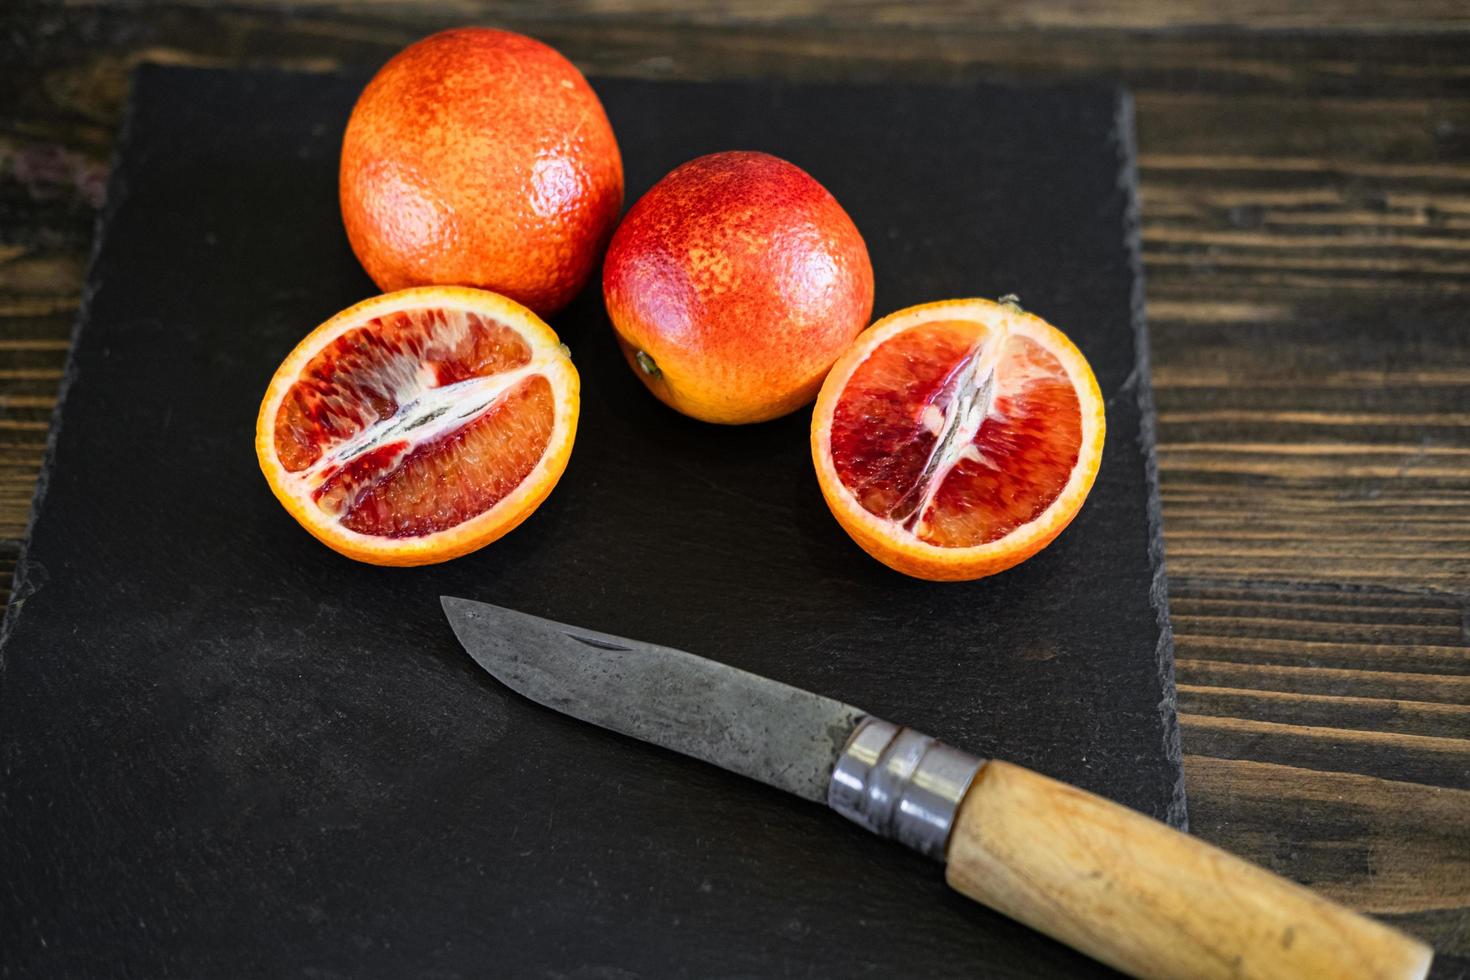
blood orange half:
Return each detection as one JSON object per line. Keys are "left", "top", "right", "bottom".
{"left": 256, "top": 286, "right": 579, "bottom": 566}
{"left": 811, "top": 298, "right": 1104, "bottom": 581}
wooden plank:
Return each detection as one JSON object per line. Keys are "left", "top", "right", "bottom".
{"left": 1179, "top": 683, "right": 1470, "bottom": 738}
{"left": 127, "top": 0, "right": 1470, "bottom": 32}
{"left": 1184, "top": 756, "right": 1470, "bottom": 946}
{"left": 1176, "top": 660, "right": 1470, "bottom": 704}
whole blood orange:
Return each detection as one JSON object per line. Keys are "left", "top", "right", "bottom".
{"left": 340, "top": 28, "right": 623, "bottom": 317}
{"left": 603, "top": 151, "right": 874, "bottom": 424}
{"left": 256, "top": 287, "right": 579, "bottom": 566}
{"left": 811, "top": 298, "right": 1105, "bottom": 581}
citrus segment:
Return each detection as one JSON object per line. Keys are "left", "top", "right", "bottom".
{"left": 813, "top": 299, "right": 1103, "bottom": 581}
{"left": 257, "top": 287, "right": 578, "bottom": 565}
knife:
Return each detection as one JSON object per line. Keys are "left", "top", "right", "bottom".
{"left": 441, "top": 596, "right": 1432, "bottom": 980}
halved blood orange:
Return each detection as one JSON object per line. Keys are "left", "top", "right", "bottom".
{"left": 811, "top": 298, "right": 1105, "bottom": 581}
{"left": 256, "top": 286, "right": 579, "bottom": 566}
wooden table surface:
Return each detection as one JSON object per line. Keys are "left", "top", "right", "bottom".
{"left": 3, "top": 0, "right": 1467, "bottom": 970}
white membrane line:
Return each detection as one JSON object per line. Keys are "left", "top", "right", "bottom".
{"left": 888, "top": 327, "right": 1010, "bottom": 533}
{"left": 286, "top": 359, "right": 551, "bottom": 496}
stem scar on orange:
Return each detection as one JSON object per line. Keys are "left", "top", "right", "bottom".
{"left": 811, "top": 298, "right": 1105, "bottom": 581}
{"left": 256, "top": 287, "right": 579, "bottom": 566}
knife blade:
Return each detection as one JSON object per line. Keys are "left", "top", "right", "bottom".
{"left": 441, "top": 596, "right": 1432, "bottom": 980}
{"left": 440, "top": 595, "right": 864, "bottom": 803}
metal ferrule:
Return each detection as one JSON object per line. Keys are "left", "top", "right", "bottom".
{"left": 826, "top": 717, "right": 984, "bottom": 861}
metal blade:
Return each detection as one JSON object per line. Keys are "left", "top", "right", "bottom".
{"left": 441, "top": 597, "right": 866, "bottom": 802}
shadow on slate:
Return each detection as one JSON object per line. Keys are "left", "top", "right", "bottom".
{"left": 0, "top": 65, "right": 1181, "bottom": 978}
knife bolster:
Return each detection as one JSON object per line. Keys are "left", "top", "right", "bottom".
{"left": 827, "top": 717, "right": 984, "bottom": 860}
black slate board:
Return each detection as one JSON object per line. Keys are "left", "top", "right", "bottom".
{"left": 1, "top": 65, "right": 1180, "bottom": 978}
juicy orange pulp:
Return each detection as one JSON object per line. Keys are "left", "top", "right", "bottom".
{"left": 258, "top": 287, "right": 578, "bottom": 565}
{"left": 831, "top": 320, "right": 1083, "bottom": 547}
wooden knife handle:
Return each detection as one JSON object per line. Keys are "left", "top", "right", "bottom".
{"left": 944, "top": 760, "right": 1433, "bottom": 980}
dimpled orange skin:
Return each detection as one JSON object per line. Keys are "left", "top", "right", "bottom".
{"left": 602, "top": 151, "right": 875, "bottom": 424}
{"left": 340, "top": 28, "right": 624, "bottom": 317}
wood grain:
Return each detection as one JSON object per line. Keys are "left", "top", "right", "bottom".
{"left": 946, "top": 759, "right": 1433, "bottom": 980}
{"left": 2, "top": 0, "right": 1467, "bottom": 966}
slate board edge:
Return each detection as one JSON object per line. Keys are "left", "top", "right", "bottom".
{"left": 1, "top": 62, "right": 1186, "bottom": 823}
{"left": 1, "top": 62, "right": 1188, "bottom": 821}
{"left": 0, "top": 65, "right": 1196, "bottom": 980}
{"left": 0, "top": 72, "right": 145, "bottom": 662}
{"left": 1114, "top": 88, "right": 1188, "bottom": 830}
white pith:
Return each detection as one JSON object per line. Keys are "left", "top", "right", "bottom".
{"left": 888, "top": 322, "right": 1008, "bottom": 532}
{"left": 284, "top": 358, "right": 560, "bottom": 515}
